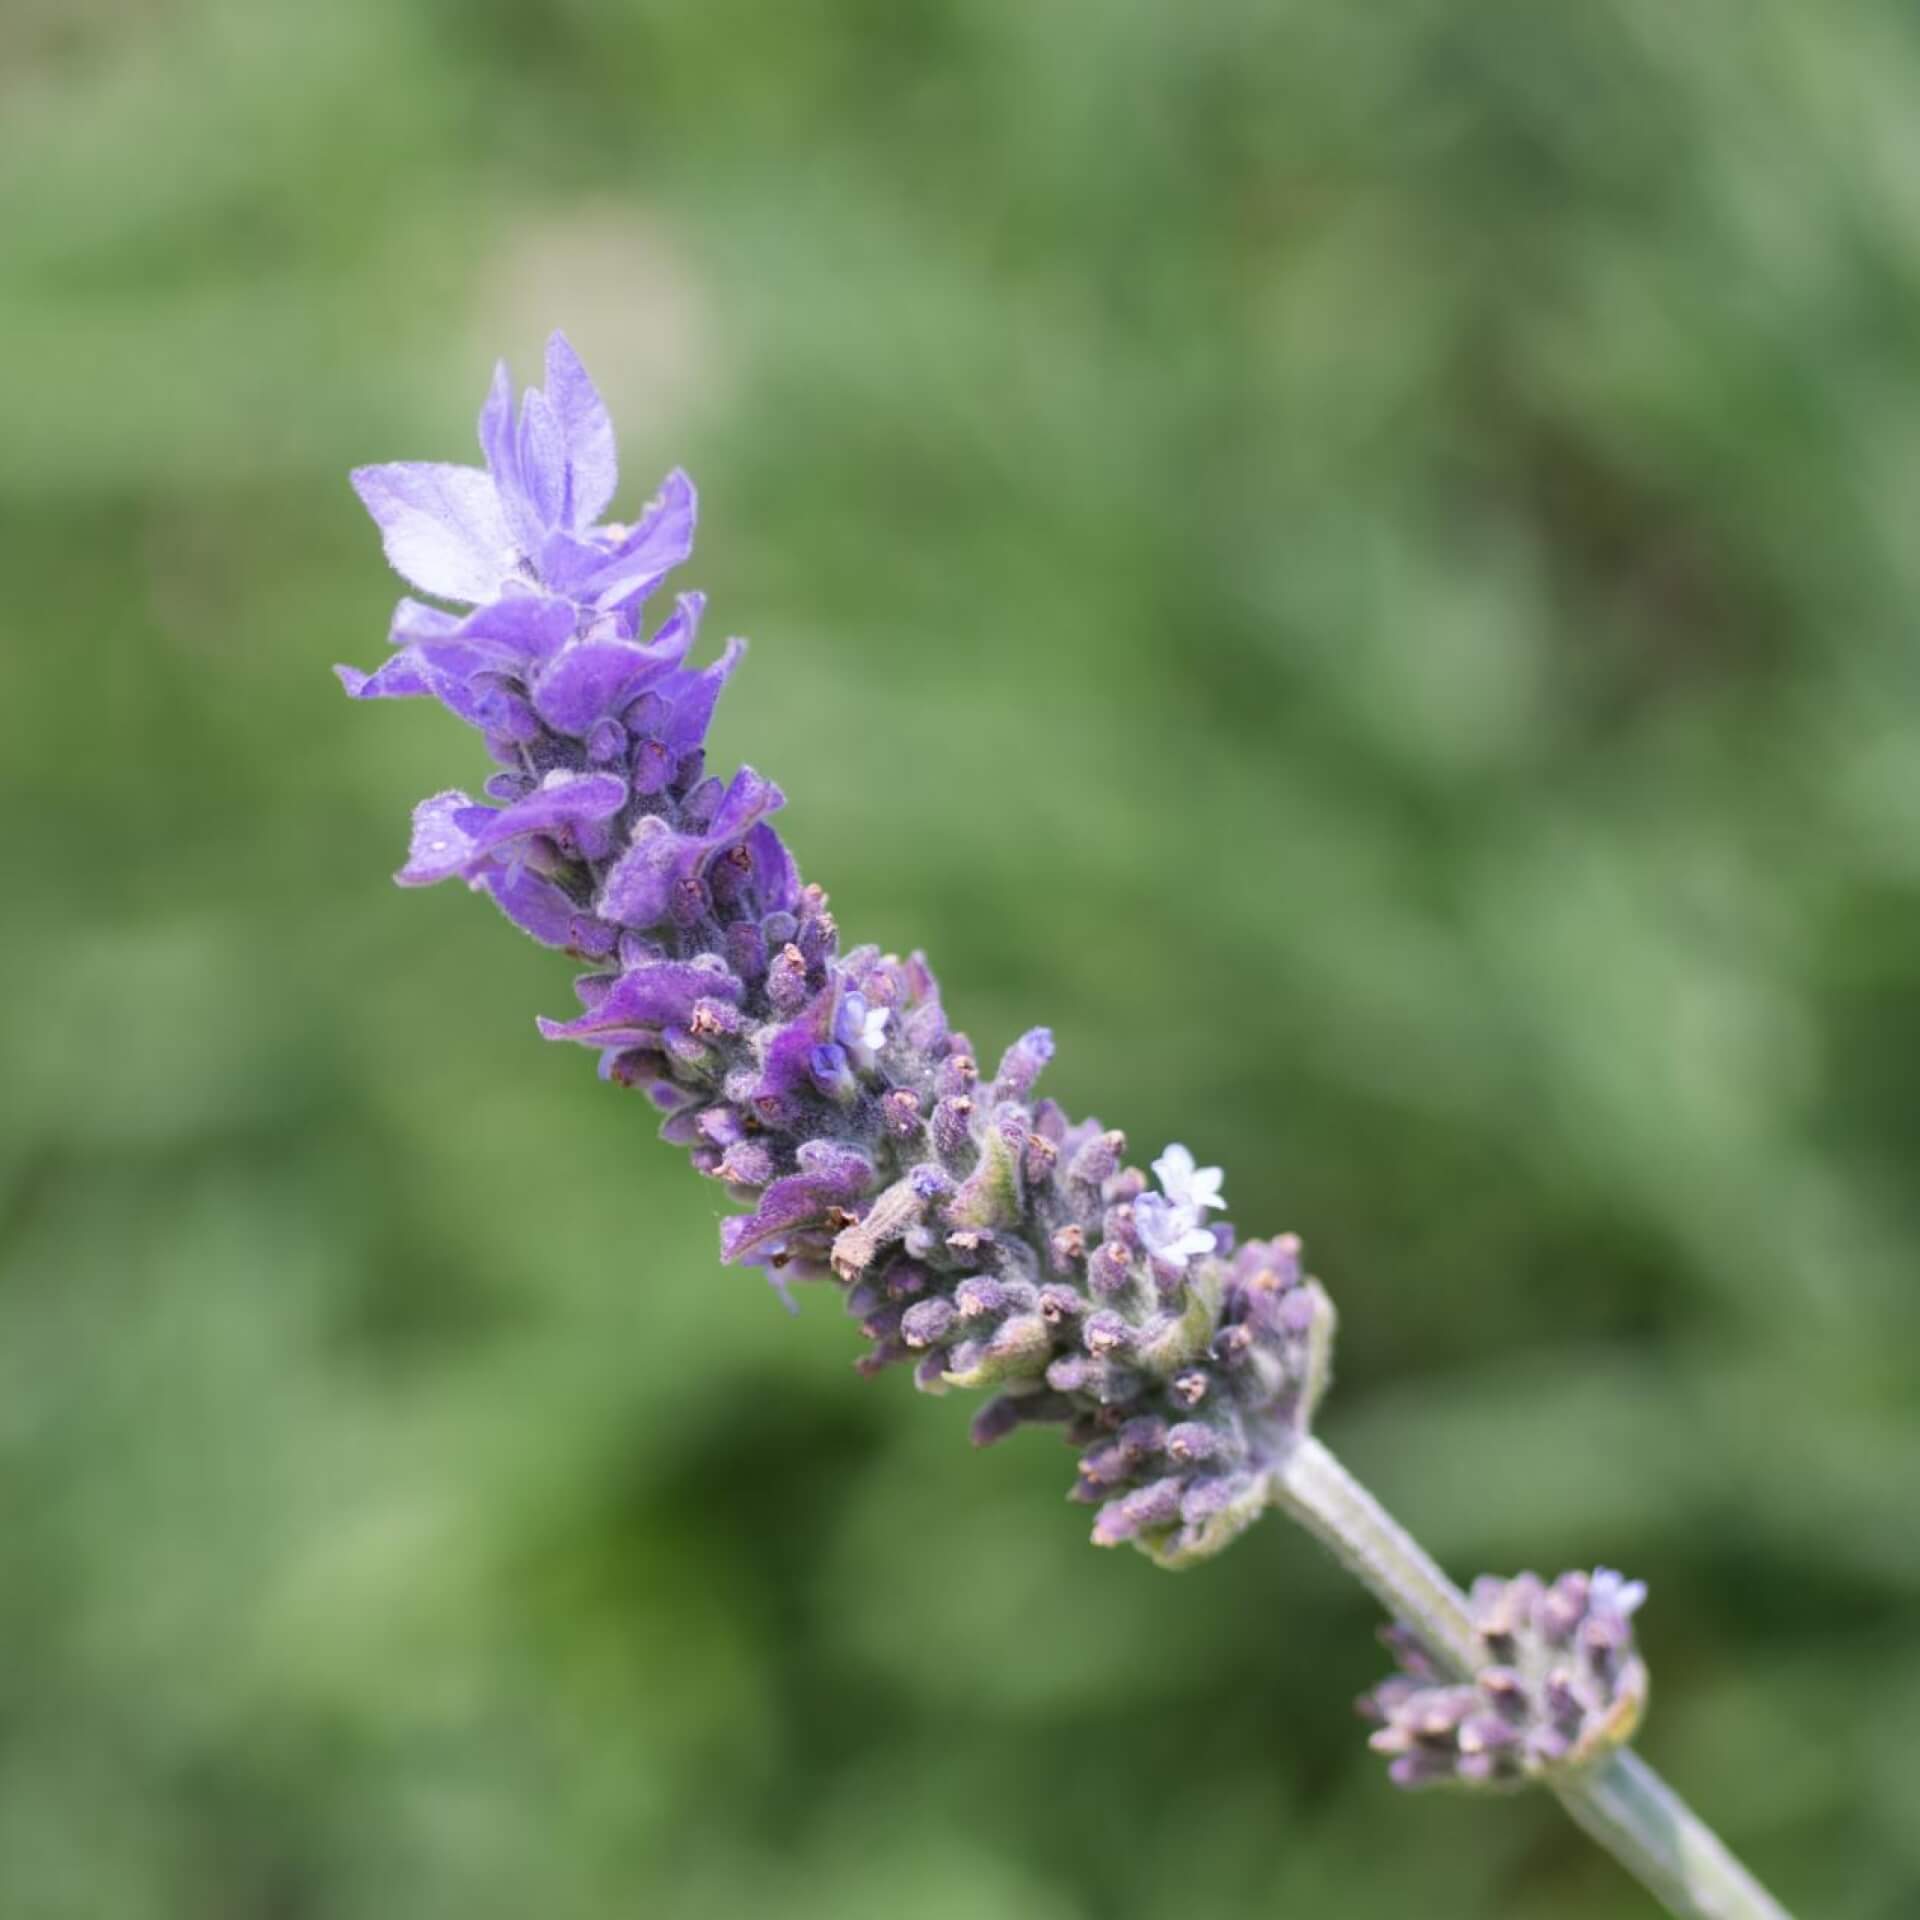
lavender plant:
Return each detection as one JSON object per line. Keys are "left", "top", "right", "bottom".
{"left": 342, "top": 336, "right": 1793, "bottom": 1920}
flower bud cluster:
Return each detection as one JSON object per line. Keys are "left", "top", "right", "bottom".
{"left": 342, "top": 335, "right": 1336, "bottom": 1566}
{"left": 1359, "top": 1569, "right": 1650, "bottom": 1790}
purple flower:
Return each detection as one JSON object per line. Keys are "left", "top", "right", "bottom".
{"left": 341, "top": 332, "right": 705, "bottom": 769}
{"left": 350, "top": 333, "right": 694, "bottom": 616}
{"left": 343, "top": 335, "right": 1336, "bottom": 1568}
{"left": 594, "top": 767, "right": 785, "bottom": 928}
{"left": 396, "top": 772, "right": 629, "bottom": 887}
{"left": 1131, "top": 1145, "right": 1225, "bottom": 1270}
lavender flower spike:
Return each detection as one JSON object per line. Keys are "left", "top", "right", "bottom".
{"left": 345, "top": 339, "right": 1794, "bottom": 1920}
{"left": 341, "top": 333, "right": 1335, "bottom": 1569}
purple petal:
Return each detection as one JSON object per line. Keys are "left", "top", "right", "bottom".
{"left": 606, "top": 958, "right": 746, "bottom": 1021}
{"left": 746, "top": 822, "right": 801, "bottom": 915}
{"left": 544, "top": 332, "right": 618, "bottom": 526}
{"left": 708, "top": 765, "right": 785, "bottom": 842}
{"left": 754, "top": 987, "right": 837, "bottom": 1102}
{"left": 582, "top": 469, "right": 697, "bottom": 609}
{"left": 655, "top": 636, "right": 744, "bottom": 752}
{"left": 473, "top": 864, "right": 601, "bottom": 950}
{"left": 340, "top": 641, "right": 499, "bottom": 727}
{"left": 362, "top": 595, "right": 576, "bottom": 728}
{"left": 599, "top": 1045, "right": 675, "bottom": 1093}
{"left": 532, "top": 527, "right": 618, "bottom": 602}
{"left": 592, "top": 768, "right": 773, "bottom": 927}
{"left": 397, "top": 790, "right": 482, "bottom": 886}
{"left": 536, "top": 958, "right": 744, "bottom": 1044}
{"left": 659, "top": 1104, "right": 710, "bottom": 1146}
{"left": 475, "top": 361, "right": 532, "bottom": 544}
{"left": 350, "top": 462, "right": 512, "bottom": 604}
{"left": 516, "top": 386, "right": 570, "bottom": 536}
{"left": 461, "top": 771, "right": 627, "bottom": 856}
{"left": 719, "top": 1144, "right": 875, "bottom": 1264}
{"left": 368, "top": 607, "right": 533, "bottom": 728}
{"left": 540, "top": 1021, "right": 664, "bottom": 1051}
{"left": 395, "top": 591, "right": 578, "bottom": 665}
{"left": 336, "top": 653, "right": 434, "bottom": 702}
{"left": 595, "top": 815, "right": 699, "bottom": 928}
{"left": 477, "top": 362, "right": 512, "bottom": 460}
{"left": 641, "top": 591, "right": 705, "bottom": 672}
{"left": 530, "top": 634, "right": 689, "bottom": 736}
{"left": 387, "top": 597, "right": 477, "bottom": 649}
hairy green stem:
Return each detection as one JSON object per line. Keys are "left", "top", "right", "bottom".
{"left": 1268, "top": 1436, "right": 1793, "bottom": 1920}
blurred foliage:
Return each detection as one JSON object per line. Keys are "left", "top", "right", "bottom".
{"left": 2, "top": 1, "right": 1917, "bottom": 1914}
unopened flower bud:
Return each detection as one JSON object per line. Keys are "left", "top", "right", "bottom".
{"left": 1360, "top": 1569, "right": 1650, "bottom": 1793}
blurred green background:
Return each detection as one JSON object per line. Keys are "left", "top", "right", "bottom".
{"left": 3, "top": 2, "right": 1917, "bottom": 1914}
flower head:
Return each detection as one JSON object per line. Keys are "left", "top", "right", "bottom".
{"left": 342, "top": 336, "right": 1336, "bottom": 1569}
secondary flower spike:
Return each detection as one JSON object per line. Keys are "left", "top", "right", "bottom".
{"left": 1358, "top": 1568, "right": 1651, "bottom": 1790}
{"left": 342, "top": 333, "right": 1339, "bottom": 1566}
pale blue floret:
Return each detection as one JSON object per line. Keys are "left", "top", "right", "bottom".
{"left": 1136, "top": 1144, "right": 1226, "bottom": 1266}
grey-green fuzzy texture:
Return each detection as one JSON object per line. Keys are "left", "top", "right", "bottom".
{"left": 1, "top": 1, "right": 1916, "bottom": 1914}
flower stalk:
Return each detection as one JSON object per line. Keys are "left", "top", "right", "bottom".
{"left": 341, "top": 333, "right": 1796, "bottom": 1920}
{"left": 1270, "top": 1439, "right": 1791, "bottom": 1919}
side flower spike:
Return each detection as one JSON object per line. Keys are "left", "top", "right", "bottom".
{"left": 1358, "top": 1568, "right": 1651, "bottom": 1791}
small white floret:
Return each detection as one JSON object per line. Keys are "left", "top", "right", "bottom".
{"left": 1590, "top": 1568, "right": 1648, "bottom": 1618}
{"left": 1152, "top": 1142, "right": 1226, "bottom": 1213}
{"left": 1134, "top": 1192, "right": 1220, "bottom": 1268}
